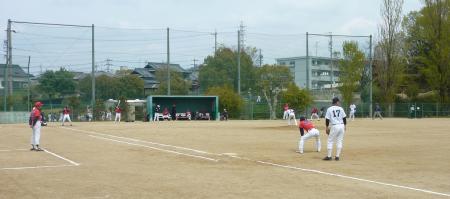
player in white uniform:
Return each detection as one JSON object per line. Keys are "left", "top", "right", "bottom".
{"left": 287, "top": 109, "right": 297, "bottom": 126}
{"left": 349, "top": 103, "right": 356, "bottom": 121}
{"left": 324, "top": 97, "right": 347, "bottom": 161}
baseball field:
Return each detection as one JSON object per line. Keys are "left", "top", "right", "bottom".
{"left": 1, "top": 118, "right": 449, "bottom": 198}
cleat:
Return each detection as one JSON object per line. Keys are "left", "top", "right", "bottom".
{"left": 30, "top": 148, "right": 36, "bottom": 151}
{"left": 323, "top": 156, "right": 332, "bottom": 161}
{"left": 335, "top": 157, "right": 340, "bottom": 161}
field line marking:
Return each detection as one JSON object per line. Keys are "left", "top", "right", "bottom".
{"left": 254, "top": 159, "right": 450, "bottom": 197}
{"left": 1, "top": 164, "right": 76, "bottom": 170}
{"left": 62, "top": 127, "right": 212, "bottom": 155}
{"left": 88, "top": 135, "right": 219, "bottom": 162}
{"left": 0, "top": 149, "right": 28, "bottom": 152}
{"left": 43, "top": 148, "right": 80, "bottom": 166}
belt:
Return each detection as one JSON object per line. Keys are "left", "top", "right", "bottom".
{"left": 332, "top": 123, "right": 344, "bottom": 125}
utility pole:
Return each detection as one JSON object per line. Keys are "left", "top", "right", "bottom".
{"left": 192, "top": 59, "right": 198, "bottom": 68}
{"left": 3, "top": 31, "right": 8, "bottom": 111}
{"left": 369, "top": 35, "right": 373, "bottom": 118}
{"left": 91, "top": 24, "right": 95, "bottom": 116}
{"left": 239, "top": 21, "right": 245, "bottom": 49}
{"left": 329, "top": 32, "right": 333, "bottom": 89}
{"left": 27, "top": 56, "right": 30, "bottom": 112}
{"left": 167, "top": 27, "right": 171, "bottom": 95}
{"left": 7, "top": 19, "right": 12, "bottom": 98}
{"left": 237, "top": 30, "right": 241, "bottom": 95}
{"left": 306, "top": 32, "right": 310, "bottom": 89}
{"left": 214, "top": 30, "right": 217, "bottom": 55}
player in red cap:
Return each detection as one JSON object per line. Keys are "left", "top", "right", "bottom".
{"left": 29, "top": 101, "right": 44, "bottom": 151}
{"left": 297, "top": 116, "right": 321, "bottom": 154}
{"left": 61, "top": 106, "right": 73, "bottom": 126}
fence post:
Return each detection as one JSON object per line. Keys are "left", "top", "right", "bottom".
{"left": 436, "top": 103, "right": 438, "bottom": 117}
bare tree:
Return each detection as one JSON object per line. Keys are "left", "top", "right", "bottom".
{"left": 375, "top": 0, "right": 405, "bottom": 116}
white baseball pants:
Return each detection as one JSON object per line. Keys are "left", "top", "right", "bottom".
{"left": 299, "top": 128, "right": 321, "bottom": 153}
{"left": 115, "top": 113, "right": 121, "bottom": 122}
{"left": 62, "top": 114, "right": 72, "bottom": 125}
{"left": 288, "top": 113, "right": 297, "bottom": 125}
{"left": 31, "top": 121, "right": 42, "bottom": 146}
{"left": 327, "top": 124, "right": 345, "bottom": 157}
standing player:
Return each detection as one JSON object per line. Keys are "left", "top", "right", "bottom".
{"left": 283, "top": 103, "right": 289, "bottom": 120}
{"left": 29, "top": 102, "right": 44, "bottom": 151}
{"left": 349, "top": 103, "right": 356, "bottom": 121}
{"left": 114, "top": 105, "right": 121, "bottom": 123}
{"left": 153, "top": 104, "right": 161, "bottom": 121}
{"left": 287, "top": 109, "right": 297, "bottom": 126}
{"left": 310, "top": 107, "right": 319, "bottom": 121}
{"left": 61, "top": 106, "right": 73, "bottom": 126}
{"left": 298, "top": 117, "right": 321, "bottom": 154}
{"left": 373, "top": 103, "right": 383, "bottom": 120}
{"left": 324, "top": 97, "right": 347, "bottom": 161}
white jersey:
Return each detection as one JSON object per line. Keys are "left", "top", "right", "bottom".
{"left": 350, "top": 104, "right": 356, "bottom": 112}
{"left": 325, "top": 105, "right": 347, "bottom": 125}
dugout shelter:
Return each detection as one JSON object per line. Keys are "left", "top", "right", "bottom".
{"left": 147, "top": 95, "right": 219, "bottom": 121}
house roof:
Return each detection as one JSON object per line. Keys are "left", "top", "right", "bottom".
{"left": 131, "top": 68, "right": 155, "bottom": 78}
{"left": 0, "top": 64, "right": 34, "bottom": 78}
{"left": 144, "top": 62, "right": 187, "bottom": 73}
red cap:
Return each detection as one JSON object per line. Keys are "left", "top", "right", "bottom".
{"left": 34, "top": 101, "right": 43, "bottom": 107}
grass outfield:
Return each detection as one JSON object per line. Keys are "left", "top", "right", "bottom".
{"left": 1, "top": 119, "right": 449, "bottom": 198}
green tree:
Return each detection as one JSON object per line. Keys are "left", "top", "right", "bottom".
{"left": 338, "top": 41, "right": 366, "bottom": 107}
{"left": 117, "top": 74, "right": 144, "bottom": 98}
{"left": 281, "top": 83, "right": 312, "bottom": 115}
{"left": 205, "top": 85, "right": 243, "bottom": 118}
{"left": 404, "top": 0, "right": 450, "bottom": 103}
{"left": 199, "top": 47, "right": 255, "bottom": 94}
{"left": 79, "top": 74, "right": 143, "bottom": 102}
{"left": 255, "top": 64, "right": 293, "bottom": 119}
{"left": 375, "top": 0, "right": 405, "bottom": 116}
{"left": 155, "top": 68, "right": 190, "bottom": 95}
{"left": 38, "top": 67, "right": 76, "bottom": 108}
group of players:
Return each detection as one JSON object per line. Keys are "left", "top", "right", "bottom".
{"left": 28, "top": 97, "right": 361, "bottom": 161}
{"left": 286, "top": 97, "right": 348, "bottom": 161}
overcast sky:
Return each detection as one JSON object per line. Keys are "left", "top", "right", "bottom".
{"left": 0, "top": 0, "right": 424, "bottom": 73}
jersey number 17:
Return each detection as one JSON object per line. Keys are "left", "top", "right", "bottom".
{"left": 333, "top": 110, "right": 341, "bottom": 117}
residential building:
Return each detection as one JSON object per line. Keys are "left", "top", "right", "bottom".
{"left": 0, "top": 64, "right": 33, "bottom": 93}
{"left": 276, "top": 56, "right": 340, "bottom": 90}
{"left": 131, "top": 62, "right": 192, "bottom": 95}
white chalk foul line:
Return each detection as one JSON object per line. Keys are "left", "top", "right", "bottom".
{"left": 88, "top": 135, "right": 219, "bottom": 162}
{"left": 0, "top": 149, "right": 28, "bottom": 152}
{"left": 252, "top": 159, "right": 449, "bottom": 197}
{"left": 61, "top": 127, "right": 449, "bottom": 197}
{"left": 43, "top": 148, "right": 80, "bottom": 166}
{"left": 1, "top": 164, "right": 76, "bottom": 170}
{"left": 62, "top": 127, "right": 212, "bottom": 155}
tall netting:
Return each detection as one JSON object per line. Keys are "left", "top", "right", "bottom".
{"left": 1, "top": 21, "right": 448, "bottom": 122}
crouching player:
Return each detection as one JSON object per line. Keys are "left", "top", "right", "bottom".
{"left": 298, "top": 117, "right": 321, "bottom": 154}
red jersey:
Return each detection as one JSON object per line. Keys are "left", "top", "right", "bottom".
{"left": 284, "top": 104, "right": 289, "bottom": 111}
{"left": 299, "top": 120, "right": 315, "bottom": 131}
{"left": 311, "top": 107, "right": 318, "bottom": 114}
{"left": 115, "top": 107, "right": 121, "bottom": 113}
{"left": 29, "top": 107, "right": 42, "bottom": 126}
{"left": 63, "top": 108, "right": 70, "bottom": 115}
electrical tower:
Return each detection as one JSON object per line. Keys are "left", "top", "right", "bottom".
{"left": 105, "top": 59, "right": 113, "bottom": 73}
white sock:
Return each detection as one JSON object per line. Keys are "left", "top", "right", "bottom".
{"left": 327, "top": 149, "right": 332, "bottom": 157}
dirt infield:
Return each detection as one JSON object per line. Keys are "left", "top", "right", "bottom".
{"left": 1, "top": 118, "right": 449, "bottom": 198}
